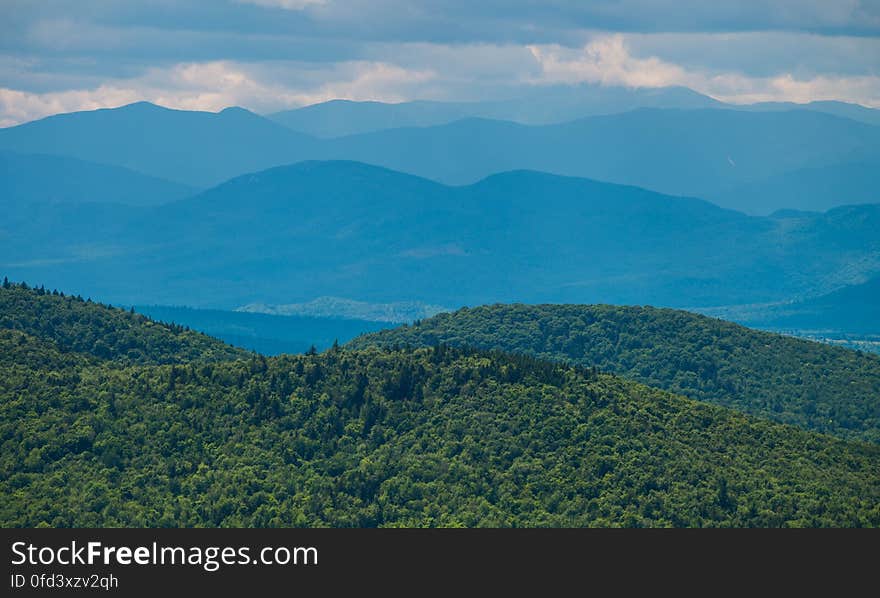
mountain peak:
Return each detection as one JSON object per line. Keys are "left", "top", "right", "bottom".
{"left": 220, "top": 106, "right": 254, "bottom": 115}
{"left": 116, "top": 101, "right": 169, "bottom": 112}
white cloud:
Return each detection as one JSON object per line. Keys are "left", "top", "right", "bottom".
{"left": 527, "top": 36, "right": 689, "bottom": 89}
{"left": 709, "top": 72, "right": 880, "bottom": 106}
{"left": 3, "top": 34, "right": 880, "bottom": 127}
{"left": 0, "top": 86, "right": 142, "bottom": 128}
{"left": 527, "top": 34, "right": 880, "bottom": 107}
{"left": 282, "top": 62, "right": 436, "bottom": 106}
{"left": 0, "top": 60, "right": 436, "bottom": 126}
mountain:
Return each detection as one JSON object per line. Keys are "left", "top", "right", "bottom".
{"left": 706, "top": 275, "right": 880, "bottom": 337}
{"left": 0, "top": 151, "right": 192, "bottom": 259}
{"left": 349, "top": 304, "right": 880, "bottom": 442}
{"left": 765, "top": 276, "right": 880, "bottom": 334}
{"left": 4, "top": 162, "right": 880, "bottom": 312}
{"left": 2, "top": 284, "right": 878, "bottom": 527}
{"left": 0, "top": 200, "right": 139, "bottom": 271}
{"left": 269, "top": 99, "right": 480, "bottom": 138}
{"left": 0, "top": 102, "right": 314, "bottom": 187}
{"left": 712, "top": 162, "right": 879, "bottom": 214}
{"left": 740, "top": 100, "right": 880, "bottom": 127}
{"left": 134, "top": 305, "right": 394, "bottom": 355}
{"left": 321, "top": 109, "right": 880, "bottom": 212}
{"left": 267, "top": 85, "right": 721, "bottom": 137}
{"left": 0, "top": 151, "right": 195, "bottom": 208}
{"left": 268, "top": 93, "right": 880, "bottom": 139}
{"left": 4, "top": 102, "right": 879, "bottom": 213}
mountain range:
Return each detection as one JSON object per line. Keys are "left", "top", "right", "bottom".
{"left": 701, "top": 275, "right": 880, "bottom": 337}
{"left": 1, "top": 151, "right": 194, "bottom": 209}
{"left": 266, "top": 84, "right": 723, "bottom": 137}
{"left": 1, "top": 87, "right": 878, "bottom": 342}
{"left": 266, "top": 89, "right": 880, "bottom": 137}
{"left": 1, "top": 100, "right": 878, "bottom": 214}
{"left": 3, "top": 161, "right": 879, "bottom": 314}
{"left": 0, "top": 102, "right": 312, "bottom": 188}
{"left": 314, "top": 108, "right": 880, "bottom": 211}
{"left": 2, "top": 74, "right": 878, "bottom": 531}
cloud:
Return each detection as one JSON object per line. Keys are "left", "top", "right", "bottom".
{"left": 4, "top": 2, "right": 880, "bottom": 54}
{"left": 233, "top": 0, "right": 880, "bottom": 38}
{"left": 4, "top": 33, "right": 880, "bottom": 127}
{"left": 527, "top": 36, "right": 690, "bottom": 89}
{"left": 291, "top": 62, "right": 436, "bottom": 105}
{"left": 708, "top": 72, "right": 880, "bottom": 106}
{"left": 2, "top": 2, "right": 880, "bottom": 125}
{"left": 527, "top": 34, "right": 880, "bottom": 107}
{"left": 623, "top": 31, "right": 880, "bottom": 78}
{"left": 0, "top": 86, "right": 147, "bottom": 128}
{"left": 0, "top": 59, "right": 436, "bottom": 126}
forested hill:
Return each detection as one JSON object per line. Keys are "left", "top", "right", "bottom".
{"left": 2, "top": 340, "right": 879, "bottom": 527}
{"left": 349, "top": 304, "right": 880, "bottom": 443}
{"left": 2, "top": 285, "right": 880, "bottom": 526}
{"left": 0, "top": 281, "right": 248, "bottom": 364}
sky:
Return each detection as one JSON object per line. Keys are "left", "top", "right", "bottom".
{"left": 1, "top": 0, "right": 879, "bottom": 126}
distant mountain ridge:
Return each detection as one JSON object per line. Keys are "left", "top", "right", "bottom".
{"left": 713, "top": 162, "right": 879, "bottom": 214}
{"left": 2, "top": 100, "right": 878, "bottom": 214}
{"left": 315, "top": 108, "right": 880, "bottom": 210}
{"left": 0, "top": 151, "right": 195, "bottom": 208}
{"left": 740, "top": 100, "right": 880, "bottom": 126}
{"left": 701, "top": 275, "right": 880, "bottom": 336}
{"left": 267, "top": 84, "right": 722, "bottom": 137}
{"left": 265, "top": 88, "right": 880, "bottom": 138}
{"left": 3, "top": 161, "right": 879, "bottom": 314}
{"left": 0, "top": 102, "right": 313, "bottom": 187}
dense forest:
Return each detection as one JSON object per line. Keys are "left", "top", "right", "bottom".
{"left": 0, "top": 279, "right": 247, "bottom": 365}
{"left": 2, "top": 284, "right": 879, "bottom": 527}
{"left": 350, "top": 304, "right": 880, "bottom": 443}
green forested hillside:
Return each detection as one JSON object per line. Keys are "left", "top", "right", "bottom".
{"left": 2, "top": 286, "right": 879, "bottom": 527}
{"left": 0, "top": 281, "right": 247, "bottom": 364}
{"left": 350, "top": 304, "right": 880, "bottom": 442}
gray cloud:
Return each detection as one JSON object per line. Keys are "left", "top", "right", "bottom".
{"left": 1, "top": 1, "right": 879, "bottom": 125}
{"left": 4, "top": 1, "right": 880, "bottom": 52}
{"left": 624, "top": 32, "right": 880, "bottom": 78}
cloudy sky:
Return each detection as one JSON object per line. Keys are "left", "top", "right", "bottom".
{"left": 1, "top": 0, "right": 879, "bottom": 126}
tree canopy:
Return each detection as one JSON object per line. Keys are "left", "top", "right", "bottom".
{"left": 2, "top": 285, "right": 879, "bottom": 527}
{"left": 351, "top": 304, "right": 880, "bottom": 442}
